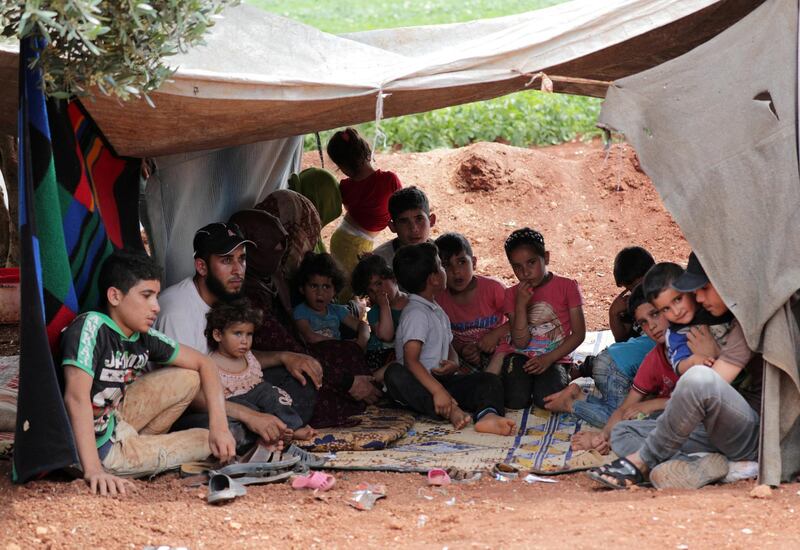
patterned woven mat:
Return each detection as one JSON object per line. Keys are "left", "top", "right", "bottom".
{"left": 302, "top": 406, "right": 416, "bottom": 452}
{"left": 324, "top": 407, "right": 607, "bottom": 474}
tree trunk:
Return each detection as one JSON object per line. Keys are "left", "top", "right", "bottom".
{"left": 0, "top": 135, "right": 19, "bottom": 267}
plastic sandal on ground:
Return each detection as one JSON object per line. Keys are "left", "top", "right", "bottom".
{"left": 284, "top": 443, "right": 327, "bottom": 468}
{"left": 585, "top": 457, "right": 646, "bottom": 490}
{"left": 427, "top": 468, "right": 451, "bottom": 486}
{"left": 291, "top": 471, "right": 336, "bottom": 491}
{"left": 207, "top": 473, "right": 247, "bottom": 504}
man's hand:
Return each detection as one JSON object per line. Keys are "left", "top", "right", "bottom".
{"left": 349, "top": 375, "right": 382, "bottom": 404}
{"left": 431, "top": 359, "right": 460, "bottom": 377}
{"left": 523, "top": 352, "right": 555, "bottom": 375}
{"left": 433, "top": 389, "right": 454, "bottom": 417}
{"left": 208, "top": 425, "right": 237, "bottom": 463}
{"left": 83, "top": 468, "right": 135, "bottom": 496}
{"left": 282, "top": 352, "right": 323, "bottom": 389}
{"left": 686, "top": 325, "right": 720, "bottom": 359}
{"left": 621, "top": 404, "right": 650, "bottom": 420}
{"left": 244, "top": 411, "right": 288, "bottom": 446}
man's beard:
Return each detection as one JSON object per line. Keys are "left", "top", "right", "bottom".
{"left": 206, "top": 271, "right": 243, "bottom": 302}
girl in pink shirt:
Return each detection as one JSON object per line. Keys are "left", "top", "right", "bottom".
{"left": 499, "top": 228, "right": 586, "bottom": 408}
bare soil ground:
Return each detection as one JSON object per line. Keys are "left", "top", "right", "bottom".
{"left": 3, "top": 141, "right": 790, "bottom": 549}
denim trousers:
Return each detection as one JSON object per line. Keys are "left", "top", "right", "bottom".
{"left": 572, "top": 351, "right": 632, "bottom": 427}
{"left": 610, "top": 366, "right": 760, "bottom": 469}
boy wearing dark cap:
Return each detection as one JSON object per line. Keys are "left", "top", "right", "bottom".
{"left": 587, "top": 252, "right": 762, "bottom": 490}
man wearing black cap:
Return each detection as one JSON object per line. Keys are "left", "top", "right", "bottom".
{"left": 156, "top": 222, "right": 252, "bottom": 353}
{"left": 587, "top": 252, "right": 762, "bottom": 490}
{"left": 157, "top": 222, "right": 320, "bottom": 447}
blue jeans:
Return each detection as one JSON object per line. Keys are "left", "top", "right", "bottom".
{"left": 572, "top": 351, "right": 632, "bottom": 427}
{"left": 610, "top": 367, "right": 760, "bottom": 469}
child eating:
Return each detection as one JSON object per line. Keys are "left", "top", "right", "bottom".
{"left": 351, "top": 254, "right": 409, "bottom": 381}
{"left": 292, "top": 252, "right": 370, "bottom": 349}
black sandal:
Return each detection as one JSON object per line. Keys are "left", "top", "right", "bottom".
{"left": 585, "top": 457, "right": 646, "bottom": 490}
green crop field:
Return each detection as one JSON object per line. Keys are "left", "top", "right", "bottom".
{"left": 246, "top": 0, "right": 602, "bottom": 152}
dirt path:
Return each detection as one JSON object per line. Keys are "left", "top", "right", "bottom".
{"left": 2, "top": 463, "right": 798, "bottom": 548}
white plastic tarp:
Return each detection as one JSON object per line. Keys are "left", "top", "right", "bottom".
{"left": 144, "top": 137, "right": 303, "bottom": 286}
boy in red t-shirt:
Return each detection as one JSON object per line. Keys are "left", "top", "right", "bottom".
{"left": 434, "top": 233, "right": 509, "bottom": 374}
{"left": 571, "top": 286, "right": 676, "bottom": 454}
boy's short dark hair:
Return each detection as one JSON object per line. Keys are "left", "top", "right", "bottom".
{"left": 351, "top": 254, "right": 394, "bottom": 297}
{"left": 393, "top": 242, "right": 439, "bottom": 294}
{"left": 613, "top": 246, "right": 656, "bottom": 287}
{"left": 388, "top": 186, "right": 430, "bottom": 220}
{"left": 293, "top": 251, "right": 347, "bottom": 293}
{"left": 642, "top": 262, "right": 684, "bottom": 303}
{"left": 627, "top": 284, "right": 649, "bottom": 319}
{"left": 326, "top": 127, "right": 372, "bottom": 175}
{"left": 434, "top": 232, "right": 473, "bottom": 264}
{"left": 98, "top": 250, "right": 162, "bottom": 307}
{"left": 205, "top": 298, "right": 263, "bottom": 350}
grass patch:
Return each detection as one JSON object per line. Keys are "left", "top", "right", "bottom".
{"left": 246, "top": 0, "right": 601, "bottom": 153}
{"left": 246, "top": 0, "right": 567, "bottom": 34}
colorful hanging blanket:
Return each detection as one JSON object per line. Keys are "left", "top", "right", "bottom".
{"left": 14, "top": 36, "right": 143, "bottom": 483}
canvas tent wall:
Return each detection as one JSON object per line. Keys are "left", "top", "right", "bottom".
{"left": 599, "top": 0, "right": 800, "bottom": 484}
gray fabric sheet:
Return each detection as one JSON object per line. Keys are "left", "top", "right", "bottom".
{"left": 599, "top": 0, "right": 800, "bottom": 483}
{"left": 144, "top": 137, "right": 303, "bottom": 286}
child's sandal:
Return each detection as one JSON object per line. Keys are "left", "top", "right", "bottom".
{"left": 585, "top": 457, "right": 646, "bottom": 490}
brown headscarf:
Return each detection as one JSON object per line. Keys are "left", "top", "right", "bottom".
{"left": 228, "top": 209, "right": 291, "bottom": 313}
{"left": 254, "top": 189, "right": 321, "bottom": 281}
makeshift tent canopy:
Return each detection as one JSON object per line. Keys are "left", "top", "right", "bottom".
{"left": 0, "top": 0, "right": 765, "bottom": 156}
{"left": 599, "top": 0, "right": 800, "bottom": 484}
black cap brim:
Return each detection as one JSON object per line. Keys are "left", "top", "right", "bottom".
{"left": 671, "top": 271, "right": 709, "bottom": 293}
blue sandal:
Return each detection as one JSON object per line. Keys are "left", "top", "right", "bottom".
{"left": 585, "top": 457, "right": 646, "bottom": 490}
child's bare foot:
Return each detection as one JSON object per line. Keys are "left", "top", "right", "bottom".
{"left": 293, "top": 425, "right": 317, "bottom": 441}
{"left": 449, "top": 406, "right": 471, "bottom": 430}
{"left": 542, "top": 383, "right": 583, "bottom": 412}
{"left": 570, "top": 430, "right": 597, "bottom": 450}
{"left": 474, "top": 413, "right": 516, "bottom": 436}
{"left": 571, "top": 431, "right": 610, "bottom": 454}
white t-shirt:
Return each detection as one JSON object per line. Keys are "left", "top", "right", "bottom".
{"left": 394, "top": 294, "right": 452, "bottom": 371}
{"left": 155, "top": 276, "right": 211, "bottom": 354}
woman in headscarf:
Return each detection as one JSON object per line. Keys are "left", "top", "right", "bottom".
{"left": 229, "top": 207, "right": 382, "bottom": 428}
